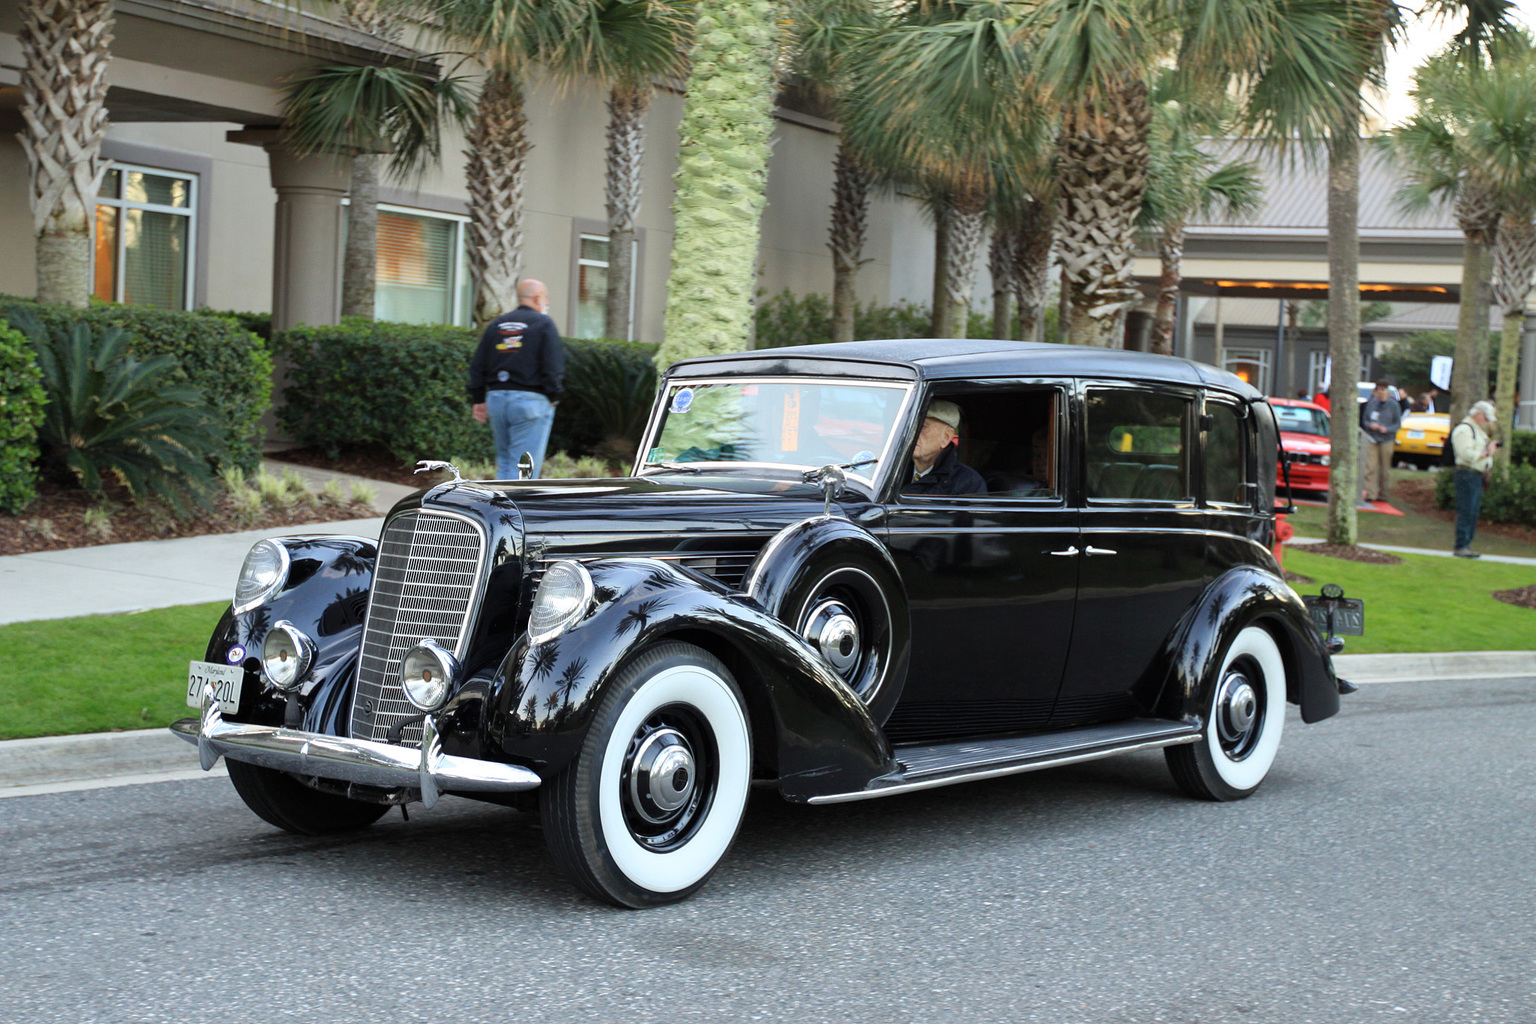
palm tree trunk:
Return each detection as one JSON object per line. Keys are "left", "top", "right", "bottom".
{"left": 19, "top": 0, "right": 114, "bottom": 307}
{"left": 1451, "top": 184, "right": 1500, "bottom": 425}
{"left": 1057, "top": 82, "right": 1152, "bottom": 348}
{"left": 1326, "top": 122, "right": 1362, "bottom": 547}
{"left": 604, "top": 84, "right": 649, "bottom": 341}
{"left": 1150, "top": 225, "right": 1183, "bottom": 356}
{"left": 1492, "top": 214, "right": 1536, "bottom": 467}
{"left": 1012, "top": 199, "right": 1055, "bottom": 342}
{"left": 656, "top": 0, "right": 778, "bottom": 366}
{"left": 989, "top": 228, "right": 1012, "bottom": 339}
{"left": 829, "top": 143, "right": 872, "bottom": 345}
{"left": 931, "top": 200, "right": 953, "bottom": 337}
{"left": 466, "top": 68, "right": 529, "bottom": 325}
{"left": 945, "top": 178, "right": 989, "bottom": 340}
{"left": 341, "top": 153, "right": 379, "bottom": 319}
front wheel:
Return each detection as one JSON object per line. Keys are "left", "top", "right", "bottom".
{"left": 540, "top": 643, "right": 752, "bottom": 908}
{"left": 1166, "top": 625, "right": 1286, "bottom": 801}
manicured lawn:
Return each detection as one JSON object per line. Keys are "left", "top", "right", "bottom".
{"left": 0, "top": 601, "right": 227, "bottom": 741}
{"left": 1284, "top": 548, "right": 1536, "bottom": 654}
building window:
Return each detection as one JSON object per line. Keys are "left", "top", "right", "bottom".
{"left": 1308, "top": 351, "right": 1328, "bottom": 395}
{"left": 94, "top": 165, "right": 196, "bottom": 310}
{"left": 375, "top": 206, "right": 472, "bottom": 326}
{"left": 1225, "top": 348, "right": 1272, "bottom": 395}
{"left": 575, "top": 234, "right": 636, "bottom": 339}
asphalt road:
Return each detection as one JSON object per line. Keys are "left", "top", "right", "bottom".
{"left": 2, "top": 677, "right": 1533, "bottom": 1024}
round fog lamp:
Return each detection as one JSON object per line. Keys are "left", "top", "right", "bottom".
{"left": 401, "top": 640, "right": 459, "bottom": 712}
{"left": 262, "top": 621, "right": 314, "bottom": 691}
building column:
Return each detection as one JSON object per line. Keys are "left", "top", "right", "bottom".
{"left": 230, "top": 129, "right": 348, "bottom": 332}
{"left": 1520, "top": 309, "right": 1536, "bottom": 432}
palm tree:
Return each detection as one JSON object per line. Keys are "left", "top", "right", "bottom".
{"left": 431, "top": 0, "right": 583, "bottom": 325}
{"left": 1009, "top": 194, "right": 1058, "bottom": 342}
{"left": 1140, "top": 83, "right": 1263, "bottom": 356}
{"left": 281, "top": 59, "right": 473, "bottom": 317}
{"left": 18, "top": 0, "right": 114, "bottom": 306}
{"left": 336, "top": 0, "right": 403, "bottom": 320}
{"left": 550, "top": 0, "right": 692, "bottom": 342}
{"left": 654, "top": 0, "right": 781, "bottom": 366}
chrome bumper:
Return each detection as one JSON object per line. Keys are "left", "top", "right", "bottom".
{"left": 170, "top": 686, "right": 540, "bottom": 808}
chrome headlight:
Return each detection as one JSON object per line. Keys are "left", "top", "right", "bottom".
{"left": 401, "top": 640, "right": 459, "bottom": 711}
{"left": 235, "top": 539, "right": 290, "bottom": 614}
{"left": 528, "top": 560, "right": 594, "bottom": 644}
{"left": 1319, "top": 454, "right": 1331, "bottom": 466}
{"left": 261, "top": 621, "right": 314, "bottom": 691}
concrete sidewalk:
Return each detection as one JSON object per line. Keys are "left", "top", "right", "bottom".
{"left": 0, "top": 461, "right": 416, "bottom": 627}
{"left": 1286, "top": 535, "right": 1536, "bottom": 566}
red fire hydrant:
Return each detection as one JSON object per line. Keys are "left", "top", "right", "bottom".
{"left": 1274, "top": 513, "right": 1294, "bottom": 568}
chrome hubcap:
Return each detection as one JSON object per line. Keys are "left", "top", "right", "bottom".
{"left": 1216, "top": 670, "right": 1259, "bottom": 752}
{"left": 627, "top": 727, "right": 697, "bottom": 823}
{"left": 803, "top": 599, "right": 861, "bottom": 677}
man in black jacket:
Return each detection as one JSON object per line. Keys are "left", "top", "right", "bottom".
{"left": 469, "top": 279, "right": 565, "bottom": 479}
{"left": 904, "top": 399, "right": 985, "bottom": 496}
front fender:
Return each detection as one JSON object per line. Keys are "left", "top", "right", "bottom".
{"left": 206, "top": 535, "right": 377, "bottom": 729}
{"left": 486, "top": 559, "right": 895, "bottom": 800}
{"left": 1158, "top": 566, "right": 1340, "bottom": 725}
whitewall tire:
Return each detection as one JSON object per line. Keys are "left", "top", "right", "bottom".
{"left": 1167, "top": 625, "right": 1286, "bottom": 801}
{"left": 541, "top": 642, "right": 751, "bottom": 907}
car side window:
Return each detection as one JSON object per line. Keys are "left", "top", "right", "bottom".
{"left": 1203, "top": 400, "right": 1249, "bottom": 506}
{"left": 1085, "top": 388, "right": 1192, "bottom": 501}
{"left": 900, "top": 386, "right": 1063, "bottom": 500}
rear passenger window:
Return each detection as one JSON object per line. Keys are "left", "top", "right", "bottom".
{"left": 1204, "top": 401, "right": 1249, "bottom": 505}
{"left": 1085, "top": 389, "right": 1192, "bottom": 501}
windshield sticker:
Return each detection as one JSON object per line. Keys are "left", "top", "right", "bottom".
{"left": 670, "top": 388, "right": 694, "bottom": 414}
{"left": 781, "top": 389, "right": 800, "bottom": 452}
{"left": 647, "top": 447, "right": 666, "bottom": 463}
{"left": 853, "top": 450, "right": 876, "bottom": 465}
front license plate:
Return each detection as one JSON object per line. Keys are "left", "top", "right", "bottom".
{"left": 1303, "top": 596, "right": 1365, "bottom": 636}
{"left": 1407, "top": 430, "right": 1425, "bottom": 439}
{"left": 187, "top": 660, "right": 243, "bottom": 713}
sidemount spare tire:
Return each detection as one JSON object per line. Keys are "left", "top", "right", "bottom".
{"left": 742, "top": 516, "right": 910, "bottom": 726}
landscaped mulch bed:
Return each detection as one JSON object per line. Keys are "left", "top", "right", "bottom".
{"left": 273, "top": 445, "right": 441, "bottom": 487}
{"left": 0, "top": 478, "right": 376, "bottom": 557}
{"left": 1296, "top": 543, "right": 1404, "bottom": 565}
{"left": 1492, "top": 584, "right": 1536, "bottom": 610}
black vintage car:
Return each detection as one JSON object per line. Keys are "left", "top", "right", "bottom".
{"left": 174, "top": 339, "right": 1352, "bottom": 907}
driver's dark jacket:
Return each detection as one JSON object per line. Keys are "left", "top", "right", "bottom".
{"left": 904, "top": 443, "right": 986, "bottom": 496}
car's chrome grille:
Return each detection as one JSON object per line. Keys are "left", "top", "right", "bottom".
{"left": 526, "top": 551, "right": 761, "bottom": 594}
{"left": 352, "top": 510, "right": 487, "bottom": 747}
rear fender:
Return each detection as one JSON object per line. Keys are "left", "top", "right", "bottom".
{"left": 1158, "top": 566, "right": 1340, "bottom": 725}
{"left": 487, "top": 559, "right": 895, "bottom": 800}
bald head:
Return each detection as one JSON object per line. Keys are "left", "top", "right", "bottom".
{"left": 517, "top": 279, "right": 548, "bottom": 311}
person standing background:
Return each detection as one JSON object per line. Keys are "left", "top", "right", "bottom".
{"left": 1451, "top": 400, "right": 1499, "bottom": 558}
{"left": 1359, "top": 380, "right": 1401, "bottom": 503}
{"left": 469, "top": 279, "right": 565, "bottom": 479}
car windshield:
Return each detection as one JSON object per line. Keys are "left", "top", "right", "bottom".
{"left": 1274, "top": 404, "right": 1329, "bottom": 437}
{"left": 642, "top": 378, "right": 910, "bottom": 479}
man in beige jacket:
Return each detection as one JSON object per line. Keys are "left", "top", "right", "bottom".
{"left": 1451, "top": 400, "right": 1498, "bottom": 557}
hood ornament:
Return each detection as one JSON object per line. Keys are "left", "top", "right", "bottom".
{"left": 803, "top": 457, "right": 877, "bottom": 517}
{"left": 415, "top": 460, "right": 463, "bottom": 484}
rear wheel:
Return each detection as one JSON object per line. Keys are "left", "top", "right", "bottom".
{"left": 541, "top": 642, "right": 751, "bottom": 908}
{"left": 1166, "top": 625, "right": 1286, "bottom": 801}
{"left": 226, "top": 760, "right": 389, "bottom": 835}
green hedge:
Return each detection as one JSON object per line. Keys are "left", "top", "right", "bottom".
{"left": 754, "top": 290, "right": 996, "bottom": 350}
{"left": 0, "top": 298, "right": 272, "bottom": 473}
{"left": 1434, "top": 460, "right": 1536, "bottom": 526}
{"left": 0, "top": 322, "right": 46, "bottom": 513}
{"left": 278, "top": 320, "right": 661, "bottom": 465}
{"left": 1511, "top": 431, "right": 1536, "bottom": 469}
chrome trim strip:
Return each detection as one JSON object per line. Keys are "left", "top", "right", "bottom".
{"left": 804, "top": 733, "right": 1200, "bottom": 804}
{"left": 173, "top": 686, "right": 539, "bottom": 808}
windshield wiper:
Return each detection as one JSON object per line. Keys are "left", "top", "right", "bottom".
{"left": 799, "top": 457, "right": 878, "bottom": 483}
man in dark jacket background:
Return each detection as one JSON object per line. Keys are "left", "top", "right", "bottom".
{"left": 469, "top": 279, "right": 565, "bottom": 479}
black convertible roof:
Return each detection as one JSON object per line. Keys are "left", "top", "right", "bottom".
{"left": 668, "top": 338, "right": 1259, "bottom": 398}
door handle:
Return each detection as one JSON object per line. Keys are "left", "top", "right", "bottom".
{"left": 1084, "top": 546, "right": 1118, "bottom": 556}
{"left": 1047, "top": 545, "right": 1080, "bottom": 557}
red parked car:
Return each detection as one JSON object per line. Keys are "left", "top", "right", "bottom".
{"left": 1270, "top": 398, "right": 1331, "bottom": 492}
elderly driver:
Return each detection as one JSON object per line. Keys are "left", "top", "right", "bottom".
{"left": 904, "top": 399, "right": 985, "bottom": 496}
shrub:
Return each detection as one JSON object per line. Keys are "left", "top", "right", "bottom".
{"left": 199, "top": 308, "right": 273, "bottom": 347}
{"left": 1510, "top": 431, "right": 1536, "bottom": 469}
{"left": 0, "top": 298, "right": 272, "bottom": 473}
{"left": 0, "top": 322, "right": 46, "bottom": 514}
{"left": 753, "top": 290, "right": 992, "bottom": 350}
{"left": 1433, "top": 460, "right": 1536, "bottom": 526}
{"left": 13, "top": 313, "right": 219, "bottom": 513}
{"left": 548, "top": 338, "right": 660, "bottom": 460}
{"left": 279, "top": 319, "right": 493, "bottom": 465}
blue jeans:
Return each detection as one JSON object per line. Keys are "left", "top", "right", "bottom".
{"left": 1454, "top": 467, "right": 1484, "bottom": 550}
{"left": 486, "top": 389, "right": 555, "bottom": 479}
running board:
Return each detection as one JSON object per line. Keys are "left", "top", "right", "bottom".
{"left": 806, "top": 720, "right": 1200, "bottom": 804}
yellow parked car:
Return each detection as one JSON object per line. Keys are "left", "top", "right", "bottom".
{"left": 1395, "top": 412, "right": 1450, "bottom": 469}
